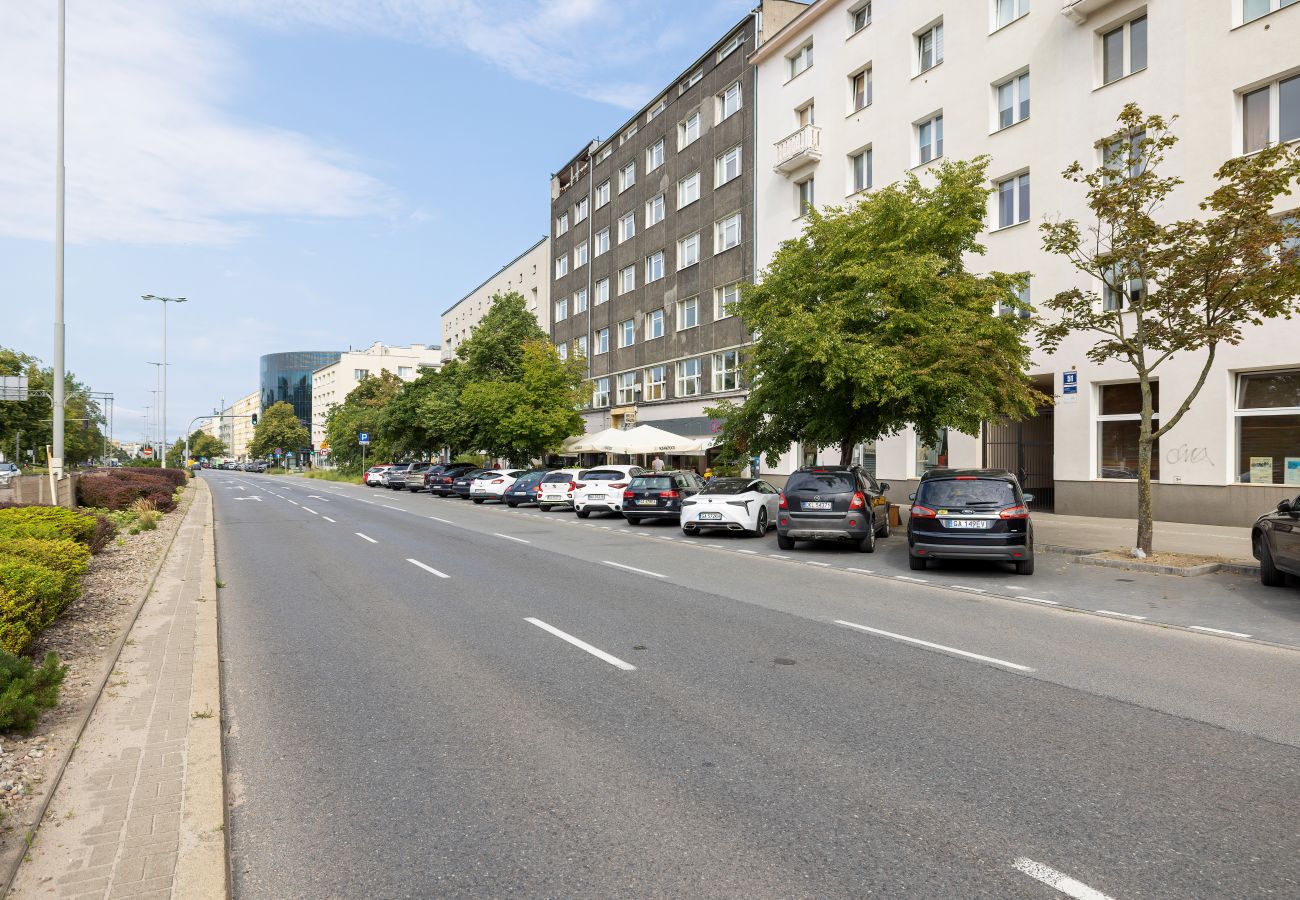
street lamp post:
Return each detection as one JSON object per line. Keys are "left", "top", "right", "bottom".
{"left": 141, "top": 295, "right": 186, "bottom": 467}
{"left": 51, "top": 0, "right": 66, "bottom": 478}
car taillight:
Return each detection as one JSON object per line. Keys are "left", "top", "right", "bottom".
{"left": 778, "top": 492, "right": 788, "bottom": 509}
{"left": 611, "top": 482, "right": 628, "bottom": 489}
{"left": 911, "top": 505, "right": 937, "bottom": 518}
{"left": 623, "top": 490, "right": 635, "bottom": 500}
{"left": 659, "top": 490, "right": 680, "bottom": 499}
{"left": 533, "top": 484, "right": 543, "bottom": 493}
{"left": 999, "top": 504, "right": 1030, "bottom": 519}
{"left": 848, "top": 491, "right": 866, "bottom": 510}
{"left": 491, "top": 479, "right": 504, "bottom": 484}
{"left": 568, "top": 481, "right": 579, "bottom": 492}
{"left": 955, "top": 476, "right": 977, "bottom": 480}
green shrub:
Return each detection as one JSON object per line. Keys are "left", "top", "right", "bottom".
{"left": 0, "top": 555, "right": 79, "bottom": 654}
{"left": 0, "top": 539, "right": 89, "bottom": 597}
{"left": 0, "top": 651, "right": 68, "bottom": 734}
{"left": 0, "top": 506, "right": 97, "bottom": 546}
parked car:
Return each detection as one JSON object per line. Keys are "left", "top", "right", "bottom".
{"left": 907, "top": 468, "right": 1034, "bottom": 575}
{"left": 680, "top": 477, "right": 781, "bottom": 536}
{"left": 502, "top": 469, "right": 553, "bottom": 507}
{"left": 365, "top": 465, "right": 391, "bottom": 486}
{"left": 776, "top": 465, "right": 891, "bottom": 553}
{"left": 1252, "top": 495, "right": 1300, "bottom": 586}
{"left": 251, "top": 461, "right": 269, "bottom": 473}
{"left": 0, "top": 462, "right": 21, "bottom": 485}
{"left": 469, "top": 469, "right": 526, "bottom": 504}
{"left": 403, "top": 462, "right": 436, "bottom": 492}
{"left": 536, "top": 468, "right": 588, "bottom": 511}
{"left": 382, "top": 464, "right": 412, "bottom": 488}
{"left": 450, "top": 468, "right": 487, "bottom": 499}
{"left": 574, "top": 465, "right": 646, "bottom": 518}
{"left": 619, "top": 471, "right": 705, "bottom": 525}
{"left": 426, "top": 464, "right": 479, "bottom": 497}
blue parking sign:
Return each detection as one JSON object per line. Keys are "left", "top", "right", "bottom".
{"left": 1062, "top": 371, "right": 1078, "bottom": 395}
{"left": 359, "top": 432, "right": 370, "bottom": 445}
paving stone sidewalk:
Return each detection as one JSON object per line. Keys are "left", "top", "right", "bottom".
{"left": 11, "top": 481, "right": 226, "bottom": 900}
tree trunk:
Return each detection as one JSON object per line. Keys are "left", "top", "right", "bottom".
{"left": 1136, "top": 377, "right": 1155, "bottom": 554}
{"left": 839, "top": 437, "right": 853, "bottom": 467}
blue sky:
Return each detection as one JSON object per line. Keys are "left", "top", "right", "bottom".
{"left": 0, "top": 0, "right": 755, "bottom": 446}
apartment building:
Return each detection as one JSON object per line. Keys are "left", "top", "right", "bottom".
{"left": 310, "top": 343, "right": 442, "bottom": 448}
{"left": 752, "top": 0, "right": 1300, "bottom": 525}
{"left": 202, "top": 389, "right": 261, "bottom": 460}
{"left": 549, "top": 2, "right": 806, "bottom": 446}
{"left": 441, "top": 237, "right": 550, "bottom": 362}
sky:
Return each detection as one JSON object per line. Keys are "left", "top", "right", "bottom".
{"left": 0, "top": 0, "right": 756, "bottom": 448}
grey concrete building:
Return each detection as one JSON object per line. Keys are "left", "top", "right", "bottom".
{"left": 549, "top": 2, "right": 806, "bottom": 446}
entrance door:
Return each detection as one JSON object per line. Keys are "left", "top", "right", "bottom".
{"left": 983, "top": 407, "right": 1055, "bottom": 512}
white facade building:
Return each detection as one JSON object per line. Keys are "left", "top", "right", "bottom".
{"left": 441, "top": 237, "right": 551, "bottom": 361}
{"left": 752, "top": 0, "right": 1300, "bottom": 524}
{"left": 310, "top": 343, "right": 442, "bottom": 449}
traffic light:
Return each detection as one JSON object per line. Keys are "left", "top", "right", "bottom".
{"left": 250, "top": 413, "right": 258, "bottom": 426}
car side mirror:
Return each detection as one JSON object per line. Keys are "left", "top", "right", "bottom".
{"left": 879, "top": 482, "right": 891, "bottom": 492}
{"left": 1280, "top": 499, "right": 1293, "bottom": 514}
{"left": 1022, "top": 493, "right": 1035, "bottom": 504}
{"left": 908, "top": 492, "right": 916, "bottom": 501}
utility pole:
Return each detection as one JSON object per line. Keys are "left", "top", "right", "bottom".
{"left": 142, "top": 295, "right": 186, "bottom": 467}
{"left": 51, "top": 0, "right": 66, "bottom": 478}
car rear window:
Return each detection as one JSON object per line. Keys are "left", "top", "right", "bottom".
{"left": 541, "top": 472, "right": 573, "bottom": 484}
{"left": 702, "top": 478, "right": 751, "bottom": 494}
{"left": 478, "top": 471, "right": 502, "bottom": 479}
{"left": 917, "top": 479, "right": 1018, "bottom": 507}
{"left": 631, "top": 475, "right": 675, "bottom": 490}
{"left": 785, "top": 471, "right": 856, "bottom": 493}
{"left": 581, "top": 470, "right": 625, "bottom": 481}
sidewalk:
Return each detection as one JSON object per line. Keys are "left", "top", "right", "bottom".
{"left": 11, "top": 480, "right": 226, "bottom": 899}
{"left": 1029, "top": 512, "right": 1255, "bottom": 564}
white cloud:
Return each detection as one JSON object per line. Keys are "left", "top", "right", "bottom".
{"left": 0, "top": 1, "right": 394, "bottom": 246}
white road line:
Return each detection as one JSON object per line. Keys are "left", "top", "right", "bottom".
{"left": 302, "top": 507, "right": 317, "bottom": 515}
{"left": 1012, "top": 857, "right": 1116, "bottom": 900}
{"left": 355, "top": 533, "right": 377, "bottom": 544}
{"left": 427, "top": 516, "right": 453, "bottom": 524}
{"left": 493, "top": 532, "right": 531, "bottom": 544}
{"left": 707, "top": 543, "right": 724, "bottom": 548}
{"left": 322, "top": 516, "right": 336, "bottom": 523}
{"left": 768, "top": 554, "right": 791, "bottom": 559}
{"left": 602, "top": 560, "right": 666, "bottom": 579}
{"left": 1189, "top": 625, "right": 1252, "bottom": 638}
{"left": 951, "top": 585, "right": 987, "bottom": 593}
{"left": 1096, "top": 610, "right": 1147, "bottom": 620}
{"left": 835, "top": 619, "right": 1034, "bottom": 672}
{"left": 286, "top": 500, "right": 300, "bottom": 506}
{"left": 805, "top": 561, "right": 831, "bottom": 568}
{"left": 735, "top": 549, "right": 758, "bottom": 555}
{"left": 1018, "top": 595, "right": 1059, "bottom": 605}
{"left": 845, "top": 567, "right": 874, "bottom": 574}
{"left": 895, "top": 575, "right": 928, "bottom": 583}
{"left": 307, "top": 495, "right": 329, "bottom": 501}
{"left": 407, "top": 558, "right": 450, "bottom": 579}
{"left": 524, "top": 617, "right": 636, "bottom": 671}
{"left": 383, "top": 504, "right": 402, "bottom": 511}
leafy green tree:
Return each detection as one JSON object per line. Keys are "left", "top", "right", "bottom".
{"left": 248, "top": 401, "right": 310, "bottom": 461}
{"left": 709, "top": 157, "right": 1044, "bottom": 468}
{"left": 182, "top": 429, "right": 226, "bottom": 461}
{"left": 458, "top": 292, "right": 549, "bottom": 379}
{"left": 0, "top": 346, "right": 106, "bottom": 467}
{"left": 381, "top": 364, "right": 465, "bottom": 461}
{"left": 1040, "top": 104, "right": 1300, "bottom": 553}
{"left": 325, "top": 371, "right": 404, "bottom": 470}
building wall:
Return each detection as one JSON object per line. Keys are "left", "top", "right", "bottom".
{"left": 310, "top": 343, "right": 443, "bottom": 448}
{"left": 752, "top": 0, "right": 1300, "bottom": 522}
{"left": 260, "top": 351, "right": 342, "bottom": 434}
{"left": 441, "top": 237, "right": 550, "bottom": 362}
{"left": 230, "top": 390, "right": 260, "bottom": 460}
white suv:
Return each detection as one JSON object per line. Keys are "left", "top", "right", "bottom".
{"left": 0, "top": 462, "right": 19, "bottom": 485}
{"left": 574, "top": 465, "right": 645, "bottom": 518}
{"left": 536, "top": 469, "right": 587, "bottom": 511}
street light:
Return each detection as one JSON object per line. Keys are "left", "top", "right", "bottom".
{"left": 141, "top": 295, "right": 186, "bottom": 467}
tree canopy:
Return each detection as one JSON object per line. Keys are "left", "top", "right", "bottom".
{"left": 248, "top": 401, "right": 310, "bottom": 461}
{"left": 0, "top": 346, "right": 107, "bottom": 466}
{"left": 324, "top": 370, "right": 405, "bottom": 469}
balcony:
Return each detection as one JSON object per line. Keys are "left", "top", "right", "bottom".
{"left": 773, "top": 124, "right": 822, "bottom": 175}
{"left": 1060, "top": 0, "right": 1120, "bottom": 24}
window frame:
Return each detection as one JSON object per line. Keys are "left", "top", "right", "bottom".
{"left": 916, "top": 20, "right": 944, "bottom": 75}
{"left": 619, "top": 212, "right": 636, "bottom": 243}
{"left": 677, "top": 295, "right": 700, "bottom": 330}
{"left": 679, "top": 110, "right": 702, "bottom": 148}
{"left": 594, "top": 278, "right": 610, "bottom": 305}
{"left": 595, "top": 328, "right": 610, "bottom": 355}
{"left": 715, "top": 212, "right": 742, "bottom": 253}
{"left": 574, "top": 287, "right": 588, "bottom": 313}
{"left": 713, "top": 350, "right": 742, "bottom": 392}
{"left": 593, "top": 377, "right": 611, "bottom": 407}
{"left": 718, "top": 81, "right": 743, "bottom": 122}
{"left": 787, "top": 41, "right": 814, "bottom": 81}
{"left": 677, "top": 171, "right": 701, "bottom": 209}
{"left": 556, "top": 212, "right": 569, "bottom": 236}
{"left": 573, "top": 197, "right": 588, "bottom": 224}
{"left": 1100, "top": 14, "right": 1147, "bottom": 87}
{"left": 555, "top": 254, "right": 569, "bottom": 278}
{"left": 644, "top": 365, "right": 667, "bottom": 401}
{"left": 646, "top": 194, "right": 666, "bottom": 227}
{"left": 796, "top": 177, "right": 815, "bottom": 217}
{"left": 916, "top": 112, "right": 944, "bottom": 166}
{"left": 645, "top": 309, "right": 665, "bottom": 341}
{"left": 715, "top": 145, "right": 742, "bottom": 186}
{"left": 1241, "top": 72, "right": 1300, "bottom": 154}
{"left": 991, "top": 0, "right": 1030, "bottom": 33}
{"left": 1096, "top": 381, "right": 1160, "bottom": 480}
{"left": 619, "top": 265, "right": 636, "bottom": 295}
{"left": 645, "top": 251, "right": 665, "bottom": 284}
{"left": 574, "top": 241, "right": 588, "bottom": 268}
{"left": 715, "top": 282, "right": 740, "bottom": 319}
{"left": 618, "top": 319, "right": 635, "bottom": 349}
{"left": 993, "top": 70, "right": 1030, "bottom": 132}
{"left": 849, "top": 66, "right": 873, "bottom": 113}
{"left": 619, "top": 161, "right": 637, "bottom": 193}
{"left": 677, "top": 232, "right": 701, "bottom": 270}
{"left": 849, "top": 1, "right": 872, "bottom": 35}
{"left": 616, "top": 371, "right": 637, "bottom": 405}
{"left": 594, "top": 228, "right": 610, "bottom": 257}
{"left": 647, "top": 138, "right": 665, "bottom": 172}
{"left": 555, "top": 296, "right": 568, "bottom": 322}
{"left": 676, "top": 358, "right": 703, "bottom": 397}
{"left": 850, "top": 146, "right": 873, "bottom": 195}
{"left": 1234, "top": 368, "right": 1300, "bottom": 484}
{"left": 595, "top": 180, "right": 610, "bottom": 208}
{"left": 994, "top": 170, "right": 1031, "bottom": 229}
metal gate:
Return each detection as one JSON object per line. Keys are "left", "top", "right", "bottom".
{"left": 982, "top": 408, "right": 1055, "bottom": 512}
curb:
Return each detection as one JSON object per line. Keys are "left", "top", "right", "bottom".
{"left": 1040, "top": 543, "right": 1259, "bottom": 578}
{"left": 0, "top": 482, "right": 199, "bottom": 898}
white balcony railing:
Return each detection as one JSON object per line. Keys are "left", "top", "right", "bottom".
{"left": 773, "top": 124, "right": 822, "bottom": 175}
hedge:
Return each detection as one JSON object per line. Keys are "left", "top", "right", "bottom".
{"left": 0, "top": 554, "right": 79, "bottom": 654}
{"left": 77, "top": 469, "right": 180, "bottom": 513}
{"left": 0, "top": 539, "right": 89, "bottom": 597}
{"left": 0, "top": 506, "right": 98, "bottom": 545}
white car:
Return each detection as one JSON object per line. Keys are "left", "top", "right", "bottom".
{"left": 365, "top": 465, "right": 391, "bottom": 486}
{"left": 0, "top": 462, "right": 20, "bottom": 485}
{"left": 469, "top": 469, "right": 526, "bottom": 504}
{"left": 681, "top": 477, "right": 782, "bottom": 537}
{"left": 573, "top": 465, "right": 645, "bottom": 519}
{"left": 536, "top": 468, "right": 587, "bottom": 511}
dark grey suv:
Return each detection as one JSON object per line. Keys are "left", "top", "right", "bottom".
{"left": 776, "top": 466, "right": 891, "bottom": 553}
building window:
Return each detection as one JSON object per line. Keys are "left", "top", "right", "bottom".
{"left": 594, "top": 228, "right": 610, "bottom": 256}
{"left": 620, "top": 125, "right": 638, "bottom": 144}
{"left": 1102, "top": 130, "right": 1147, "bottom": 181}
{"left": 616, "top": 372, "right": 637, "bottom": 405}
{"left": 576, "top": 335, "right": 588, "bottom": 357}
{"left": 797, "top": 177, "right": 815, "bottom": 216}
{"left": 557, "top": 343, "right": 568, "bottom": 361}
{"left": 680, "top": 68, "right": 703, "bottom": 94}
{"left": 646, "top": 309, "right": 664, "bottom": 340}
{"left": 646, "top": 194, "right": 666, "bottom": 227}
{"left": 716, "top": 282, "right": 741, "bottom": 319}
{"left": 918, "top": 113, "right": 944, "bottom": 165}
{"left": 647, "top": 138, "right": 665, "bottom": 171}
{"left": 996, "top": 71, "right": 1030, "bottom": 130}
{"left": 556, "top": 212, "right": 569, "bottom": 236}
{"left": 574, "top": 197, "right": 588, "bottom": 223}
{"left": 788, "top": 42, "right": 813, "bottom": 80}
{"left": 1102, "top": 264, "right": 1146, "bottom": 311}
{"left": 679, "top": 110, "right": 701, "bottom": 148}
{"left": 850, "top": 67, "right": 872, "bottom": 112}
{"left": 1102, "top": 15, "right": 1147, "bottom": 86}
{"left": 997, "top": 279, "right": 1032, "bottom": 318}
{"left": 677, "top": 232, "right": 701, "bottom": 269}
{"left": 617, "top": 213, "right": 636, "bottom": 244}
{"left": 1236, "top": 370, "right": 1300, "bottom": 483}
{"left": 993, "top": 0, "right": 1029, "bottom": 30}
{"left": 646, "top": 251, "right": 665, "bottom": 283}
{"left": 1097, "top": 382, "right": 1159, "bottom": 479}
{"left": 917, "top": 21, "right": 944, "bottom": 74}
{"left": 647, "top": 97, "right": 667, "bottom": 122}
{"left": 644, "top": 365, "right": 667, "bottom": 401}
{"left": 916, "top": 428, "right": 949, "bottom": 472}
{"left": 1242, "top": 74, "right": 1300, "bottom": 154}
{"left": 595, "top": 278, "right": 610, "bottom": 305}
{"left": 619, "top": 161, "right": 636, "bottom": 192}
{"left": 595, "top": 180, "right": 610, "bottom": 208}
{"left": 619, "top": 265, "right": 636, "bottom": 294}
{"left": 555, "top": 297, "right": 568, "bottom": 321}
{"left": 718, "top": 82, "right": 742, "bottom": 122}
{"left": 594, "top": 144, "right": 612, "bottom": 164}
{"left": 678, "top": 296, "right": 699, "bottom": 329}
{"left": 678, "top": 171, "right": 701, "bottom": 208}
{"left": 594, "top": 377, "right": 611, "bottom": 407}
{"left": 850, "top": 1, "right": 872, "bottom": 34}
{"left": 716, "top": 145, "right": 742, "bottom": 186}
{"left": 713, "top": 350, "right": 741, "bottom": 392}
{"left": 717, "top": 32, "right": 744, "bottom": 61}
{"left": 1245, "top": 0, "right": 1300, "bottom": 23}
{"left": 595, "top": 328, "right": 610, "bottom": 355}
{"left": 574, "top": 288, "right": 588, "bottom": 313}
{"left": 996, "top": 172, "right": 1030, "bottom": 228}
{"left": 354, "top": 369, "right": 370, "bottom": 380}
{"left": 676, "top": 358, "right": 702, "bottom": 396}
{"left": 574, "top": 241, "right": 588, "bottom": 267}
{"left": 851, "top": 148, "right": 873, "bottom": 194}
{"left": 555, "top": 255, "right": 569, "bottom": 278}
{"left": 715, "top": 213, "right": 741, "bottom": 252}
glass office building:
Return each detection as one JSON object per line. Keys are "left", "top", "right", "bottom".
{"left": 259, "top": 351, "right": 342, "bottom": 438}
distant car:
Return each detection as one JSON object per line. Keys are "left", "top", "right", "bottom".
{"left": 503, "top": 469, "right": 553, "bottom": 507}
{"left": 680, "top": 476, "right": 781, "bottom": 536}
{"left": 907, "top": 468, "right": 1034, "bottom": 575}
{"left": 365, "top": 465, "right": 390, "bottom": 486}
{"left": 450, "top": 468, "right": 487, "bottom": 499}
{"left": 382, "top": 464, "right": 412, "bottom": 488}
{"left": 620, "top": 471, "right": 706, "bottom": 525}
{"left": 0, "top": 462, "right": 20, "bottom": 485}
{"left": 573, "top": 465, "right": 646, "bottom": 518}
{"left": 776, "top": 465, "right": 891, "bottom": 553}
{"left": 426, "top": 464, "right": 480, "bottom": 497}
{"left": 469, "top": 469, "right": 526, "bottom": 504}
{"left": 1252, "top": 495, "right": 1300, "bottom": 587}
{"left": 536, "top": 468, "right": 587, "bottom": 511}
{"left": 251, "top": 461, "right": 269, "bottom": 473}
{"left": 403, "top": 462, "right": 436, "bottom": 492}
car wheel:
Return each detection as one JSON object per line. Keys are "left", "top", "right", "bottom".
{"left": 1258, "top": 537, "right": 1286, "bottom": 587}
{"left": 682, "top": 525, "right": 698, "bottom": 536}
{"left": 473, "top": 498, "right": 484, "bottom": 505}
{"left": 1015, "top": 557, "right": 1035, "bottom": 576}
{"left": 856, "top": 522, "right": 876, "bottom": 553}
{"left": 908, "top": 554, "right": 927, "bottom": 571}
{"left": 752, "top": 509, "right": 769, "bottom": 537}
{"left": 576, "top": 509, "right": 590, "bottom": 519}
{"left": 506, "top": 501, "right": 518, "bottom": 508}
{"left": 539, "top": 504, "right": 551, "bottom": 512}
{"left": 876, "top": 513, "right": 890, "bottom": 538}
{"left": 625, "top": 516, "right": 641, "bottom": 526}
{"left": 777, "top": 533, "right": 796, "bottom": 551}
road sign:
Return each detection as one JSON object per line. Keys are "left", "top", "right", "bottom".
{"left": 1061, "top": 371, "right": 1078, "bottom": 405}
{"left": 275, "top": 448, "right": 282, "bottom": 458}
{"left": 142, "top": 446, "right": 153, "bottom": 459}
{"left": 359, "top": 432, "right": 370, "bottom": 446}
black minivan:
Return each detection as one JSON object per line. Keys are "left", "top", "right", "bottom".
{"left": 907, "top": 469, "right": 1034, "bottom": 575}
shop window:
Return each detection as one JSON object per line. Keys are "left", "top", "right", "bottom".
{"left": 916, "top": 428, "right": 949, "bottom": 473}
{"left": 1236, "top": 370, "right": 1300, "bottom": 484}
{"left": 1097, "top": 382, "right": 1159, "bottom": 479}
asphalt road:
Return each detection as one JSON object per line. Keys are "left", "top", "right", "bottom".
{"left": 212, "top": 470, "right": 1300, "bottom": 899}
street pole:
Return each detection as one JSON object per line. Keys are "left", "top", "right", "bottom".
{"left": 142, "top": 295, "right": 186, "bottom": 467}
{"left": 51, "top": 0, "right": 66, "bottom": 478}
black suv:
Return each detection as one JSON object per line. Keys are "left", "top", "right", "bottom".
{"left": 426, "top": 464, "right": 479, "bottom": 497}
{"left": 907, "top": 469, "right": 1034, "bottom": 575}
{"left": 621, "top": 471, "right": 706, "bottom": 525}
{"left": 776, "top": 466, "right": 891, "bottom": 552}
{"left": 1252, "top": 494, "right": 1300, "bottom": 587}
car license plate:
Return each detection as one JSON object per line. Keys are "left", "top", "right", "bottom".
{"left": 945, "top": 519, "right": 990, "bottom": 529}
{"left": 803, "top": 501, "right": 832, "bottom": 510}
{"left": 587, "top": 493, "right": 604, "bottom": 501}
{"left": 636, "top": 499, "right": 657, "bottom": 506}
{"left": 698, "top": 512, "right": 722, "bottom": 520}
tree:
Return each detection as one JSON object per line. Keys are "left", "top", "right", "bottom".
{"left": 325, "top": 371, "right": 404, "bottom": 471}
{"left": 457, "top": 292, "right": 549, "bottom": 379}
{"left": 381, "top": 366, "right": 463, "bottom": 462}
{"left": 1039, "top": 104, "right": 1300, "bottom": 552}
{"left": 0, "top": 346, "right": 106, "bottom": 466}
{"left": 248, "top": 401, "right": 310, "bottom": 462}
{"left": 709, "top": 157, "right": 1045, "bottom": 468}
{"left": 185, "top": 429, "right": 226, "bottom": 461}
